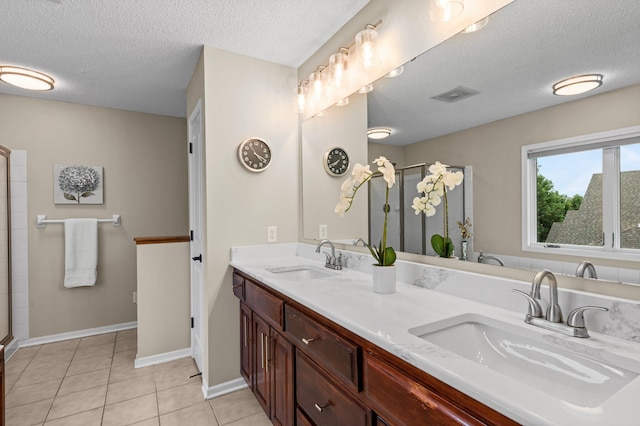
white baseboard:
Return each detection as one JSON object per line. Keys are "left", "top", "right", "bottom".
{"left": 134, "top": 347, "right": 191, "bottom": 369}
{"left": 4, "top": 338, "right": 20, "bottom": 360}
{"left": 202, "top": 377, "right": 248, "bottom": 400}
{"left": 18, "top": 321, "right": 137, "bottom": 348}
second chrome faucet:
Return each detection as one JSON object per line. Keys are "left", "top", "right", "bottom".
{"left": 512, "top": 269, "right": 608, "bottom": 338}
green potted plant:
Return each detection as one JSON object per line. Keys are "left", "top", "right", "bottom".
{"left": 336, "top": 156, "right": 397, "bottom": 293}
{"left": 412, "top": 161, "right": 464, "bottom": 258}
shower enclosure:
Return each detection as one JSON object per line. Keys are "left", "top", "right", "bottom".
{"left": 368, "top": 163, "right": 468, "bottom": 257}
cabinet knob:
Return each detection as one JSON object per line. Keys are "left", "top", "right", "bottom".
{"left": 314, "top": 402, "right": 330, "bottom": 412}
{"left": 302, "top": 337, "right": 318, "bottom": 345}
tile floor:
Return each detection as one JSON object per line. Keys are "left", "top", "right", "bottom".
{"left": 4, "top": 329, "right": 270, "bottom": 425}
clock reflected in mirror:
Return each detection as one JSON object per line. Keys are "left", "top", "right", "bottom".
{"left": 323, "top": 147, "right": 350, "bottom": 177}
{"left": 238, "top": 137, "right": 272, "bottom": 172}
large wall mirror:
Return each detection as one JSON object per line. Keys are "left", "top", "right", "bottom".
{"left": 301, "top": 0, "right": 640, "bottom": 283}
{"left": 0, "top": 146, "right": 11, "bottom": 345}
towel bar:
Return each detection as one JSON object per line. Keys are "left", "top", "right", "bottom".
{"left": 36, "top": 214, "right": 121, "bottom": 228}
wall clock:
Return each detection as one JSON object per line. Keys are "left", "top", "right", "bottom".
{"left": 323, "top": 147, "right": 350, "bottom": 177}
{"left": 238, "top": 137, "right": 271, "bottom": 172}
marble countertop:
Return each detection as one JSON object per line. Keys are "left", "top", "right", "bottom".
{"left": 231, "top": 244, "right": 640, "bottom": 426}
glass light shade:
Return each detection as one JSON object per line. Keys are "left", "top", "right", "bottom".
{"left": 367, "top": 127, "right": 391, "bottom": 139}
{"left": 328, "top": 49, "right": 349, "bottom": 88}
{"left": 385, "top": 66, "right": 404, "bottom": 78}
{"left": 336, "top": 97, "right": 349, "bottom": 107}
{"left": 297, "top": 81, "right": 308, "bottom": 113}
{"left": 308, "top": 66, "right": 325, "bottom": 100}
{"left": 358, "top": 84, "right": 373, "bottom": 94}
{"left": 553, "top": 74, "right": 603, "bottom": 96}
{"left": 462, "top": 16, "right": 489, "bottom": 33}
{"left": 0, "top": 66, "right": 54, "bottom": 91}
{"left": 356, "top": 26, "right": 380, "bottom": 70}
{"left": 429, "top": 0, "right": 464, "bottom": 22}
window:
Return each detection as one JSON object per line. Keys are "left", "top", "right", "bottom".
{"left": 522, "top": 126, "right": 640, "bottom": 261}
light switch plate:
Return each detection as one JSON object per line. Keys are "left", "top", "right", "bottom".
{"left": 319, "top": 224, "right": 328, "bottom": 239}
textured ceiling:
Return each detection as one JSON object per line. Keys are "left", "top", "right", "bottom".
{"left": 0, "top": 0, "right": 370, "bottom": 117}
{"left": 368, "top": 0, "right": 640, "bottom": 146}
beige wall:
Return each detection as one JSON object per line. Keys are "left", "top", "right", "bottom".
{"left": 186, "top": 47, "right": 298, "bottom": 388}
{"left": 302, "top": 95, "right": 368, "bottom": 241}
{"left": 404, "top": 84, "right": 640, "bottom": 273}
{"left": 136, "top": 241, "right": 190, "bottom": 359}
{"left": 0, "top": 93, "right": 188, "bottom": 337}
{"left": 368, "top": 142, "right": 406, "bottom": 167}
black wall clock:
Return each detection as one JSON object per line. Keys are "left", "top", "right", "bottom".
{"left": 238, "top": 137, "right": 271, "bottom": 172}
{"left": 323, "top": 147, "right": 350, "bottom": 177}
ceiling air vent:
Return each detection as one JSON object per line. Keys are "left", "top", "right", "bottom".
{"left": 431, "top": 86, "right": 479, "bottom": 103}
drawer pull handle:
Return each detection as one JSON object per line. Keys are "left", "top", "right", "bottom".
{"left": 232, "top": 284, "right": 243, "bottom": 289}
{"left": 302, "top": 337, "right": 318, "bottom": 345}
{"left": 314, "top": 402, "right": 330, "bottom": 412}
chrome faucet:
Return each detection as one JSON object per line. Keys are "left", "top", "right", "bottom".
{"left": 576, "top": 261, "right": 597, "bottom": 279}
{"left": 315, "top": 239, "right": 342, "bottom": 270}
{"left": 353, "top": 237, "right": 367, "bottom": 247}
{"left": 477, "top": 251, "right": 505, "bottom": 266}
{"left": 531, "top": 269, "right": 562, "bottom": 322}
{"left": 512, "top": 269, "right": 608, "bottom": 338}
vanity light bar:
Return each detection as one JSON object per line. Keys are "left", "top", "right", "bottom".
{"left": 297, "top": 20, "right": 383, "bottom": 114}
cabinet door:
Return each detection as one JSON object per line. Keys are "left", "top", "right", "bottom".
{"left": 240, "top": 303, "right": 252, "bottom": 388}
{"left": 253, "top": 314, "right": 271, "bottom": 416}
{"left": 270, "top": 328, "right": 294, "bottom": 426}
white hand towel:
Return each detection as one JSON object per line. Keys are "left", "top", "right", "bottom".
{"left": 64, "top": 218, "right": 98, "bottom": 288}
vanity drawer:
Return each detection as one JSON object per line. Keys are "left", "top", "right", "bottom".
{"left": 284, "top": 305, "right": 360, "bottom": 392}
{"left": 296, "top": 352, "right": 368, "bottom": 426}
{"left": 232, "top": 273, "right": 245, "bottom": 300}
{"left": 245, "top": 278, "right": 283, "bottom": 330}
{"left": 364, "top": 353, "right": 485, "bottom": 426}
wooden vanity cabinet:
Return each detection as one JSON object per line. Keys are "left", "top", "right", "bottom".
{"left": 364, "top": 353, "right": 485, "bottom": 425}
{"left": 296, "top": 351, "right": 369, "bottom": 426}
{"left": 236, "top": 273, "right": 294, "bottom": 426}
{"left": 232, "top": 270, "right": 517, "bottom": 426}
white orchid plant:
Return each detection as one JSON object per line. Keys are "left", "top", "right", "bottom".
{"left": 412, "top": 162, "right": 464, "bottom": 258}
{"left": 336, "top": 156, "right": 397, "bottom": 266}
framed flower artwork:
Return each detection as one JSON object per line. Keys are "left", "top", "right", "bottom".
{"left": 53, "top": 164, "right": 104, "bottom": 204}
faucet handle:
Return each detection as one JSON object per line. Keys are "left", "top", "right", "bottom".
{"left": 567, "top": 306, "right": 608, "bottom": 328}
{"left": 512, "top": 289, "right": 544, "bottom": 318}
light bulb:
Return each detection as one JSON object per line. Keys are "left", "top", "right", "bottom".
{"left": 356, "top": 26, "right": 379, "bottom": 70}
{"left": 429, "top": 0, "right": 464, "bottom": 22}
{"left": 329, "top": 48, "right": 349, "bottom": 88}
{"left": 308, "top": 66, "right": 325, "bottom": 101}
{"left": 297, "top": 81, "right": 308, "bottom": 113}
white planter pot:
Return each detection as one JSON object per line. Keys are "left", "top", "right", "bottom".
{"left": 372, "top": 265, "right": 396, "bottom": 294}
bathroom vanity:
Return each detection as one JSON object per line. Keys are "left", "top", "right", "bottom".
{"left": 231, "top": 243, "right": 640, "bottom": 425}
{"left": 233, "top": 270, "right": 513, "bottom": 425}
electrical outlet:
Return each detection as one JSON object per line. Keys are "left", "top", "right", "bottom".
{"left": 267, "top": 226, "right": 277, "bottom": 242}
{"left": 319, "top": 224, "right": 328, "bottom": 239}
{"left": 133, "top": 291, "right": 137, "bottom": 304}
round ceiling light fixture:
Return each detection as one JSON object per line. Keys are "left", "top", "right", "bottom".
{"left": 367, "top": 127, "right": 392, "bottom": 140}
{"left": 0, "top": 65, "right": 54, "bottom": 91}
{"left": 552, "top": 74, "right": 603, "bottom": 96}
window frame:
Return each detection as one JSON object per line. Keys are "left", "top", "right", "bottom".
{"left": 521, "top": 125, "right": 640, "bottom": 262}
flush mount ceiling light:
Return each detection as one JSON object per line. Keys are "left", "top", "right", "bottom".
{"left": 367, "top": 127, "right": 391, "bottom": 139}
{"left": 462, "top": 16, "right": 489, "bottom": 33}
{"left": 429, "top": 0, "right": 464, "bottom": 22}
{"left": 0, "top": 65, "right": 54, "bottom": 91}
{"left": 552, "top": 74, "right": 603, "bottom": 96}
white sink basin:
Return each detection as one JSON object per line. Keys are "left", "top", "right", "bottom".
{"left": 266, "top": 265, "right": 336, "bottom": 280}
{"left": 409, "top": 314, "right": 639, "bottom": 407}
